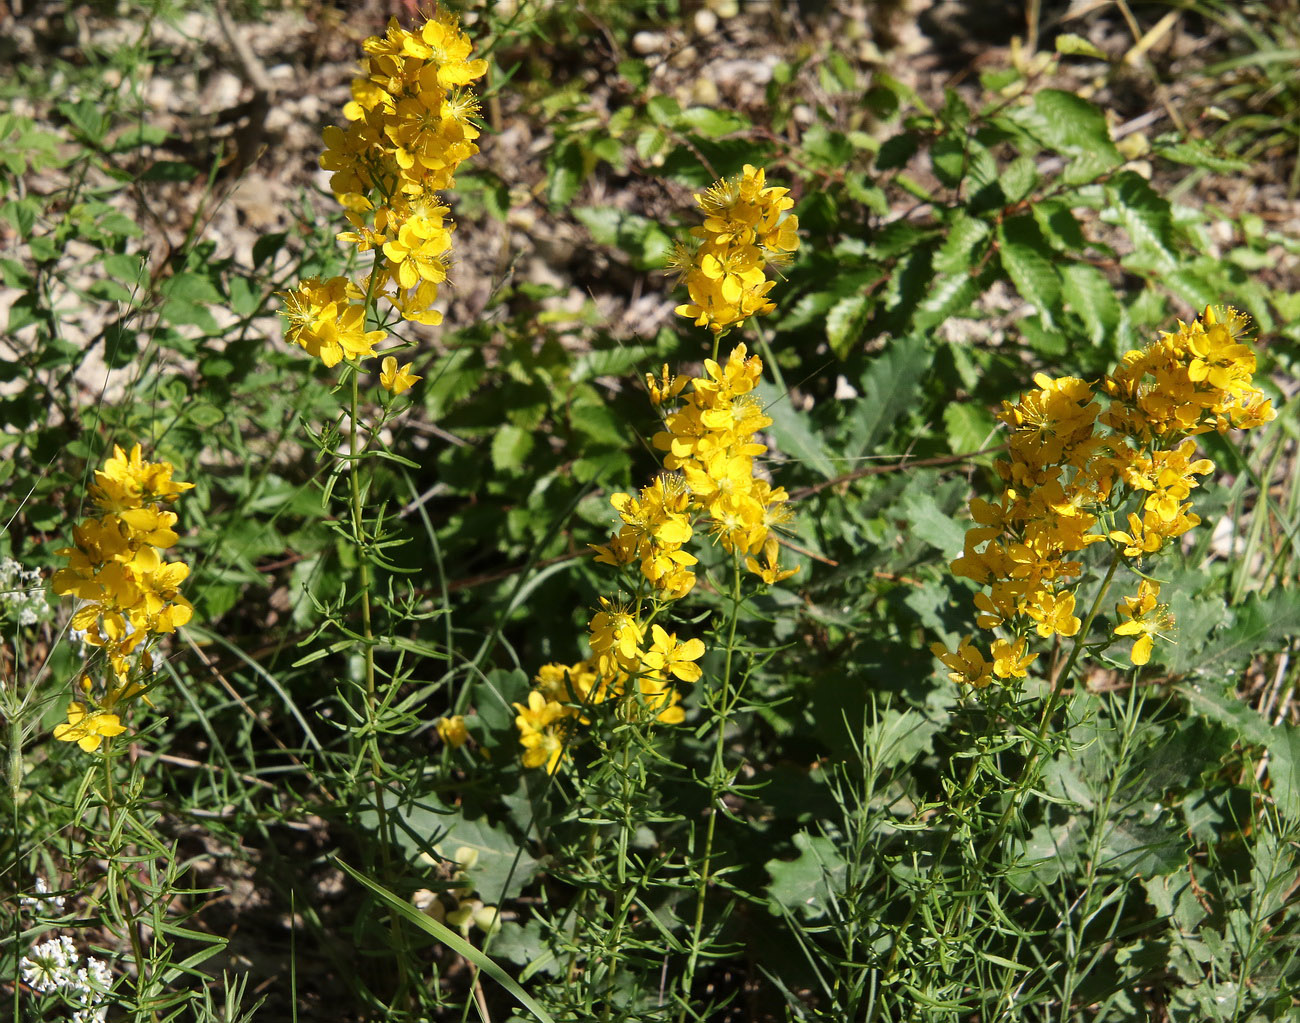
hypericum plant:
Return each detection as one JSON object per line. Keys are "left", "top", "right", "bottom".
{"left": 934, "top": 305, "right": 1274, "bottom": 686}
{"left": 50, "top": 444, "right": 193, "bottom": 751}
{"left": 270, "top": 9, "right": 488, "bottom": 1007}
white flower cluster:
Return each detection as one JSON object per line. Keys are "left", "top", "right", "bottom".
{"left": 18, "top": 875, "right": 67, "bottom": 912}
{"left": 0, "top": 557, "right": 47, "bottom": 626}
{"left": 19, "top": 935, "right": 111, "bottom": 1022}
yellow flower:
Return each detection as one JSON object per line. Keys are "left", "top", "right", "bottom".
{"left": 930, "top": 637, "right": 994, "bottom": 688}
{"left": 53, "top": 701, "right": 127, "bottom": 753}
{"left": 380, "top": 356, "right": 421, "bottom": 395}
{"left": 671, "top": 165, "right": 799, "bottom": 334}
{"left": 588, "top": 598, "right": 644, "bottom": 674}
{"left": 91, "top": 444, "right": 193, "bottom": 512}
{"left": 436, "top": 714, "right": 469, "bottom": 748}
{"left": 512, "top": 691, "right": 573, "bottom": 774}
{"left": 643, "top": 624, "right": 705, "bottom": 683}
{"left": 1114, "top": 580, "right": 1173, "bottom": 666}
{"left": 278, "top": 276, "right": 386, "bottom": 368}
{"left": 990, "top": 636, "right": 1037, "bottom": 680}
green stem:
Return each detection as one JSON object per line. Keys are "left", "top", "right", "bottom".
{"left": 101, "top": 739, "right": 156, "bottom": 1022}
{"left": 977, "top": 548, "right": 1124, "bottom": 865}
{"left": 680, "top": 553, "right": 744, "bottom": 1018}
{"left": 349, "top": 251, "right": 410, "bottom": 1004}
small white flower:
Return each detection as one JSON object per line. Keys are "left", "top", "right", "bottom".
{"left": 19, "top": 935, "right": 78, "bottom": 994}
{"left": 72, "top": 1008, "right": 108, "bottom": 1023}
{"left": 19, "top": 876, "right": 67, "bottom": 913}
{"left": 0, "top": 557, "right": 47, "bottom": 626}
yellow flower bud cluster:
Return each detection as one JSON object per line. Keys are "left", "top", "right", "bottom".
{"left": 51, "top": 444, "right": 195, "bottom": 750}
{"left": 671, "top": 164, "right": 799, "bottom": 334}
{"left": 934, "top": 307, "right": 1274, "bottom": 685}
{"left": 277, "top": 7, "right": 481, "bottom": 383}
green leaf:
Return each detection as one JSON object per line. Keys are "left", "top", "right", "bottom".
{"left": 930, "top": 135, "right": 966, "bottom": 188}
{"left": 1054, "top": 33, "right": 1107, "bottom": 59}
{"left": 337, "top": 861, "right": 555, "bottom": 1023}
{"left": 1158, "top": 139, "right": 1250, "bottom": 174}
{"left": 756, "top": 382, "right": 836, "bottom": 480}
{"left": 943, "top": 402, "right": 997, "bottom": 456}
{"left": 58, "top": 99, "right": 106, "bottom": 144}
{"left": 429, "top": 813, "right": 541, "bottom": 902}
{"left": 1059, "top": 263, "right": 1119, "bottom": 345}
{"left": 570, "top": 344, "right": 656, "bottom": 383}
{"left": 544, "top": 139, "right": 584, "bottom": 209}
{"left": 1000, "top": 155, "right": 1038, "bottom": 204}
{"left": 491, "top": 425, "right": 534, "bottom": 472}
{"left": 1186, "top": 589, "right": 1300, "bottom": 671}
{"left": 933, "top": 213, "right": 991, "bottom": 276}
{"left": 1107, "top": 170, "right": 1178, "bottom": 271}
{"left": 572, "top": 207, "right": 672, "bottom": 270}
{"left": 825, "top": 293, "right": 871, "bottom": 359}
{"left": 569, "top": 401, "right": 623, "bottom": 447}
{"left": 1023, "top": 89, "right": 1121, "bottom": 179}
{"left": 895, "top": 489, "right": 966, "bottom": 557}
{"left": 252, "top": 231, "right": 287, "bottom": 269}
{"left": 844, "top": 337, "right": 931, "bottom": 457}
{"left": 997, "top": 216, "right": 1061, "bottom": 324}
{"left": 677, "top": 106, "right": 750, "bottom": 138}
{"left": 140, "top": 160, "right": 198, "bottom": 182}
{"left": 765, "top": 832, "right": 847, "bottom": 920}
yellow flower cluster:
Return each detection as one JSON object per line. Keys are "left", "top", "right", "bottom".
{"left": 51, "top": 445, "right": 194, "bottom": 750}
{"left": 325, "top": 9, "right": 485, "bottom": 327}
{"left": 514, "top": 620, "right": 705, "bottom": 775}
{"left": 935, "top": 307, "right": 1274, "bottom": 685}
{"left": 513, "top": 346, "right": 797, "bottom": 772}
{"left": 278, "top": 7, "right": 482, "bottom": 385}
{"left": 671, "top": 164, "right": 799, "bottom": 334}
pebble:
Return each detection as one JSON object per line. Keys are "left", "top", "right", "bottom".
{"left": 693, "top": 9, "right": 718, "bottom": 36}
{"left": 632, "top": 31, "right": 667, "bottom": 55}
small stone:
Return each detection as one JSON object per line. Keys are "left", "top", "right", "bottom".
{"left": 691, "top": 77, "right": 720, "bottom": 106}
{"left": 632, "top": 30, "right": 667, "bottom": 55}
{"left": 693, "top": 8, "right": 718, "bottom": 35}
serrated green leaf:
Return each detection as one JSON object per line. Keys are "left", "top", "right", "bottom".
{"left": 931, "top": 135, "right": 966, "bottom": 188}
{"left": 998, "top": 216, "right": 1061, "bottom": 324}
{"left": 1032, "top": 200, "right": 1087, "bottom": 253}
{"left": 756, "top": 382, "right": 835, "bottom": 480}
{"left": 1188, "top": 589, "right": 1300, "bottom": 671}
{"left": 1107, "top": 171, "right": 1178, "bottom": 271}
{"left": 1023, "top": 89, "right": 1121, "bottom": 177}
{"left": 569, "top": 401, "right": 623, "bottom": 447}
{"left": 844, "top": 337, "right": 932, "bottom": 457}
{"left": 933, "top": 214, "right": 991, "bottom": 275}
{"left": 896, "top": 489, "right": 966, "bottom": 557}
{"left": 570, "top": 344, "right": 655, "bottom": 383}
{"left": 825, "top": 292, "right": 871, "bottom": 359}
{"left": 1001, "top": 155, "right": 1038, "bottom": 204}
{"left": 1158, "top": 140, "right": 1250, "bottom": 173}
{"left": 1059, "top": 262, "right": 1119, "bottom": 345}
